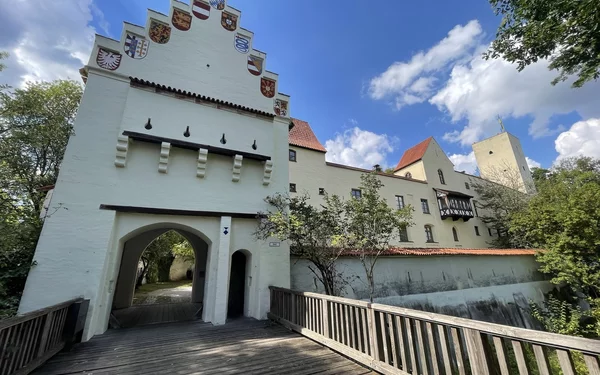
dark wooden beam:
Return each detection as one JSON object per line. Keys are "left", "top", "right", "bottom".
{"left": 99, "top": 204, "right": 262, "bottom": 219}
{"left": 123, "top": 131, "right": 271, "bottom": 162}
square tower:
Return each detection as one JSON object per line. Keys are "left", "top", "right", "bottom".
{"left": 473, "top": 132, "right": 535, "bottom": 194}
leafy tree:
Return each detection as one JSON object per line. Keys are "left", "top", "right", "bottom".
{"left": 341, "top": 173, "right": 414, "bottom": 302}
{"left": 485, "top": 0, "right": 600, "bottom": 88}
{"left": 0, "top": 80, "right": 82, "bottom": 318}
{"left": 511, "top": 157, "right": 600, "bottom": 335}
{"left": 138, "top": 230, "right": 190, "bottom": 287}
{"left": 256, "top": 193, "right": 348, "bottom": 296}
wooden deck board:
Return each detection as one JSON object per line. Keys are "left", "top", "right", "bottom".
{"left": 34, "top": 319, "right": 373, "bottom": 375}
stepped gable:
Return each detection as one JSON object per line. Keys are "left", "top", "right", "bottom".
{"left": 394, "top": 137, "right": 432, "bottom": 171}
{"left": 86, "top": 0, "right": 290, "bottom": 118}
{"left": 289, "top": 119, "right": 327, "bottom": 152}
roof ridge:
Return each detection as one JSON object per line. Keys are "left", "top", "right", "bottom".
{"left": 394, "top": 137, "right": 434, "bottom": 171}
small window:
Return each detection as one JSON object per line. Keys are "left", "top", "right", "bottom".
{"left": 472, "top": 200, "right": 479, "bottom": 217}
{"left": 289, "top": 183, "right": 297, "bottom": 193}
{"left": 475, "top": 226, "right": 480, "bottom": 236}
{"left": 318, "top": 188, "right": 325, "bottom": 196}
{"left": 489, "top": 150, "right": 493, "bottom": 155}
{"left": 425, "top": 225, "right": 434, "bottom": 243}
{"left": 399, "top": 226, "right": 409, "bottom": 242}
{"left": 497, "top": 229, "right": 502, "bottom": 237}
{"left": 405, "top": 172, "right": 412, "bottom": 179}
{"left": 488, "top": 228, "right": 493, "bottom": 236}
{"left": 351, "top": 189, "right": 362, "bottom": 199}
{"left": 465, "top": 182, "right": 470, "bottom": 190}
{"left": 421, "top": 199, "right": 430, "bottom": 214}
{"left": 452, "top": 227, "right": 459, "bottom": 242}
{"left": 523, "top": 166, "right": 526, "bottom": 170}
{"left": 289, "top": 149, "right": 297, "bottom": 162}
{"left": 438, "top": 169, "right": 446, "bottom": 185}
{"left": 396, "top": 195, "right": 405, "bottom": 209}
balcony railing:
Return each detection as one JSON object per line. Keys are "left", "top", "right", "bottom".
{"left": 269, "top": 286, "right": 600, "bottom": 375}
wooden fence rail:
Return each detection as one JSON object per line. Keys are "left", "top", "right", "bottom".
{"left": 0, "top": 298, "right": 88, "bottom": 375}
{"left": 269, "top": 286, "right": 600, "bottom": 375}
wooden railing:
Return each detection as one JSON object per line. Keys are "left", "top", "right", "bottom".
{"left": 269, "top": 286, "right": 600, "bottom": 375}
{"left": 0, "top": 298, "right": 88, "bottom": 375}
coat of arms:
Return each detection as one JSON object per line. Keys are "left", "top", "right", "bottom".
{"left": 247, "top": 55, "right": 263, "bottom": 76}
{"left": 210, "top": 0, "right": 225, "bottom": 10}
{"left": 260, "top": 78, "right": 276, "bottom": 98}
{"left": 96, "top": 48, "right": 122, "bottom": 71}
{"left": 193, "top": 0, "right": 210, "bottom": 20}
{"left": 172, "top": 8, "right": 192, "bottom": 31}
{"left": 234, "top": 34, "right": 250, "bottom": 54}
{"left": 124, "top": 33, "right": 149, "bottom": 59}
{"left": 221, "top": 11, "right": 237, "bottom": 31}
{"left": 274, "top": 99, "right": 288, "bottom": 117}
{"left": 149, "top": 19, "right": 171, "bottom": 44}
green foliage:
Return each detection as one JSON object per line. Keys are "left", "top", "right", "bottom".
{"left": 139, "top": 230, "right": 190, "bottom": 286}
{"left": 511, "top": 157, "right": 600, "bottom": 334}
{"left": 0, "top": 80, "right": 82, "bottom": 318}
{"left": 485, "top": 0, "right": 600, "bottom": 88}
{"left": 256, "top": 192, "right": 348, "bottom": 296}
{"left": 340, "top": 173, "right": 414, "bottom": 302}
{"left": 530, "top": 295, "right": 594, "bottom": 337}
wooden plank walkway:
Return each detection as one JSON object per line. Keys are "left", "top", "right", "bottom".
{"left": 111, "top": 302, "right": 202, "bottom": 328}
{"left": 34, "top": 319, "right": 373, "bottom": 374}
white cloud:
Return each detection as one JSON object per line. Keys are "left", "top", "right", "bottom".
{"left": 526, "top": 157, "right": 541, "bottom": 169}
{"left": 554, "top": 118, "right": 600, "bottom": 161}
{"left": 0, "top": 0, "right": 105, "bottom": 87}
{"left": 430, "top": 48, "right": 600, "bottom": 146}
{"left": 325, "top": 127, "right": 394, "bottom": 169}
{"left": 368, "top": 20, "right": 482, "bottom": 110}
{"left": 448, "top": 151, "right": 478, "bottom": 174}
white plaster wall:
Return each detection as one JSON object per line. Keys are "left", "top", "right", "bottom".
{"left": 291, "top": 255, "right": 545, "bottom": 299}
{"left": 394, "top": 160, "right": 426, "bottom": 181}
{"left": 288, "top": 146, "right": 496, "bottom": 249}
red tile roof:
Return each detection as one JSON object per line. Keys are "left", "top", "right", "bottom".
{"left": 289, "top": 118, "right": 327, "bottom": 153}
{"left": 394, "top": 137, "right": 433, "bottom": 171}
{"left": 342, "top": 248, "right": 539, "bottom": 257}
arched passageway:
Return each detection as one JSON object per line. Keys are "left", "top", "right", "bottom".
{"left": 111, "top": 226, "right": 209, "bottom": 328}
{"left": 227, "top": 250, "right": 249, "bottom": 319}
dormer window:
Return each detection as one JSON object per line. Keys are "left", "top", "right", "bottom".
{"left": 438, "top": 169, "right": 446, "bottom": 185}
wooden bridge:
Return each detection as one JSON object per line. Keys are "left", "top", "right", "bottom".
{"left": 2, "top": 287, "right": 600, "bottom": 375}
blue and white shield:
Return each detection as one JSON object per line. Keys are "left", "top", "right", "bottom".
{"left": 234, "top": 34, "right": 250, "bottom": 54}
{"left": 124, "top": 33, "right": 148, "bottom": 59}
{"left": 209, "top": 0, "right": 225, "bottom": 10}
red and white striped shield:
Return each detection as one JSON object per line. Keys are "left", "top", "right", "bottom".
{"left": 193, "top": 0, "right": 210, "bottom": 20}
{"left": 247, "top": 55, "right": 263, "bottom": 76}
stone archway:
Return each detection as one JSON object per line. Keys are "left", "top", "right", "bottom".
{"left": 110, "top": 224, "right": 210, "bottom": 327}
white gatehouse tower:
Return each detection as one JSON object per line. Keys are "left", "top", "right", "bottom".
{"left": 18, "top": 0, "right": 291, "bottom": 340}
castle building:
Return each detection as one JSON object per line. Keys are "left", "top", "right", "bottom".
{"left": 18, "top": 0, "right": 534, "bottom": 340}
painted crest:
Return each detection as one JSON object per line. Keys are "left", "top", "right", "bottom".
{"left": 172, "top": 8, "right": 192, "bottom": 31}
{"left": 234, "top": 34, "right": 250, "bottom": 54}
{"left": 274, "top": 99, "right": 288, "bottom": 117}
{"left": 96, "top": 48, "right": 122, "bottom": 71}
{"left": 210, "top": 0, "right": 225, "bottom": 10}
{"left": 260, "top": 78, "right": 276, "bottom": 98}
{"left": 192, "top": 0, "right": 210, "bottom": 20}
{"left": 247, "top": 55, "right": 263, "bottom": 76}
{"left": 124, "top": 33, "right": 149, "bottom": 59}
{"left": 221, "top": 11, "right": 237, "bottom": 31}
{"left": 149, "top": 19, "right": 171, "bottom": 44}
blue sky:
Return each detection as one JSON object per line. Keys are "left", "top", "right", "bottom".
{"left": 1, "top": 0, "right": 599, "bottom": 172}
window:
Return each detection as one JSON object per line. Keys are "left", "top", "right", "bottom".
{"left": 396, "top": 195, "right": 405, "bottom": 209}
{"left": 425, "top": 225, "right": 434, "bottom": 243}
{"left": 438, "top": 169, "right": 446, "bottom": 185}
{"left": 421, "top": 199, "right": 430, "bottom": 214}
{"left": 405, "top": 172, "right": 412, "bottom": 179}
{"left": 489, "top": 150, "right": 493, "bottom": 155}
{"left": 465, "top": 182, "right": 470, "bottom": 190}
{"left": 289, "top": 183, "right": 297, "bottom": 193}
{"left": 351, "top": 189, "right": 362, "bottom": 199}
{"left": 475, "top": 226, "right": 480, "bottom": 236}
{"left": 318, "top": 188, "right": 325, "bottom": 196}
{"left": 488, "top": 228, "right": 493, "bottom": 236}
{"left": 399, "top": 226, "right": 409, "bottom": 242}
{"left": 472, "top": 200, "right": 479, "bottom": 217}
{"left": 452, "top": 227, "right": 459, "bottom": 242}
{"left": 289, "top": 149, "right": 297, "bottom": 162}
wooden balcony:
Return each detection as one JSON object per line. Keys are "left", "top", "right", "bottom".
{"left": 435, "top": 188, "right": 474, "bottom": 222}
